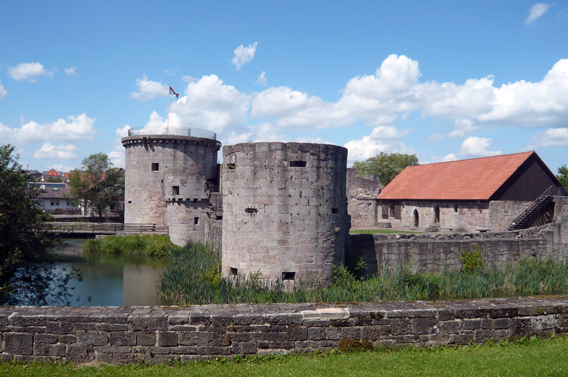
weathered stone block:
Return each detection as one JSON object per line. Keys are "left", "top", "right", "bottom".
{"left": 438, "top": 321, "right": 462, "bottom": 334}
{"left": 232, "top": 342, "right": 257, "bottom": 354}
{"left": 128, "top": 316, "right": 168, "bottom": 331}
{"left": 493, "top": 318, "right": 511, "bottom": 329}
{"left": 66, "top": 344, "right": 91, "bottom": 363}
{"left": 34, "top": 334, "right": 58, "bottom": 344}
{"left": 157, "top": 331, "right": 178, "bottom": 347}
{"left": 110, "top": 332, "right": 136, "bottom": 346}
{"left": 77, "top": 331, "right": 109, "bottom": 346}
{"left": 4, "top": 333, "right": 33, "bottom": 355}
{"left": 308, "top": 327, "right": 326, "bottom": 340}
{"left": 46, "top": 321, "right": 74, "bottom": 334}
{"left": 412, "top": 318, "right": 437, "bottom": 335}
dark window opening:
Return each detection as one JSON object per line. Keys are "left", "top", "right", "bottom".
{"left": 332, "top": 208, "right": 339, "bottom": 214}
{"left": 128, "top": 201, "right": 132, "bottom": 204}
{"left": 245, "top": 207, "right": 258, "bottom": 214}
{"left": 194, "top": 217, "right": 199, "bottom": 225}
{"left": 172, "top": 186, "right": 180, "bottom": 195}
{"left": 151, "top": 163, "right": 159, "bottom": 171}
{"left": 453, "top": 204, "right": 459, "bottom": 213}
{"left": 290, "top": 161, "right": 307, "bottom": 167}
{"left": 282, "top": 272, "right": 296, "bottom": 281}
{"left": 227, "top": 164, "right": 236, "bottom": 170}
{"left": 382, "top": 203, "right": 389, "bottom": 219}
{"left": 414, "top": 209, "right": 419, "bottom": 227}
{"left": 216, "top": 215, "right": 223, "bottom": 220}
{"left": 434, "top": 205, "right": 440, "bottom": 224}
{"left": 230, "top": 267, "right": 238, "bottom": 276}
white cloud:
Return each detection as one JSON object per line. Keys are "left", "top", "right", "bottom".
{"left": 130, "top": 75, "right": 168, "bottom": 100}
{"left": 33, "top": 143, "right": 79, "bottom": 160}
{"left": 47, "top": 164, "right": 75, "bottom": 172}
{"left": 457, "top": 136, "right": 502, "bottom": 157}
{"left": 182, "top": 75, "right": 196, "bottom": 82}
{"left": 64, "top": 67, "right": 78, "bottom": 76}
{"left": 344, "top": 125, "right": 413, "bottom": 163}
{"left": 442, "top": 153, "right": 458, "bottom": 162}
{"left": 430, "top": 118, "right": 479, "bottom": 142}
{"left": 163, "top": 68, "right": 181, "bottom": 76}
{"left": 108, "top": 125, "right": 131, "bottom": 167}
{"left": 2, "top": 114, "right": 97, "bottom": 144}
{"left": 231, "top": 42, "right": 258, "bottom": 70}
{"left": 526, "top": 3, "right": 553, "bottom": 25}
{"left": 8, "top": 62, "right": 53, "bottom": 81}
{"left": 527, "top": 128, "right": 568, "bottom": 148}
{"left": 171, "top": 75, "right": 251, "bottom": 134}
{"left": 0, "top": 81, "right": 6, "bottom": 100}
{"left": 256, "top": 71, "right": 267, "bottom": 86}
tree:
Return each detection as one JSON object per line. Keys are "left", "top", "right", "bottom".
{"left": 557, "top": 165, "right": 568, "bottom": 188}
{"left": 352, "top": 152, "right": 419, "bottom": 186}
{"left": 68, "top": 153, "right": 125, "bottom": 222}
{"left": 0, "top": 144, "right": 77, "bottom": 305}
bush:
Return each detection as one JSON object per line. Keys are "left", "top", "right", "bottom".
{"left": 82, "top": 235, "right": 179, "bottom": 257}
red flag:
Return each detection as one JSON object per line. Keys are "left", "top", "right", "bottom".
{"left": 169, "top": 85, "right": 179, "bottom": 99}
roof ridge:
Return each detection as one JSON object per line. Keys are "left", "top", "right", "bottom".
{"left": 409, "top": 150, "right": 535, "bottom": 168}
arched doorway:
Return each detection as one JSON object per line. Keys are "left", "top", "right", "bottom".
{"left": 434, "top": 205, "right": 440, "bottom": 224}
{"left": 413, "top": 209, "right": 419, "bottom": 227}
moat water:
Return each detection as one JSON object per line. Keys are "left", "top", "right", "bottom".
{"left": 53, "top": 239, "right": 167, "bottom": 306}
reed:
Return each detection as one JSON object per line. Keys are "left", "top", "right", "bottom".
{"left": 82, "top": 235, "right": 179, "bottom": 257}
{"left": 159, "top": 242, "right": 568, "bottom": 305}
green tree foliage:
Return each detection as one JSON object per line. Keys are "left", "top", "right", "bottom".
{"left": 0, "top": 144, "right": 77, "bottom": 305}
{"left": 352, "top": 152, "right": 419, "bottom": 186}
{"left": 68, "top": 153, "right": 125, "bottom": 221}
{"left": 557, "top": 165, "right": 568, "bottom": 188}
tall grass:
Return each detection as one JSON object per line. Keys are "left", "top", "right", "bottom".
{"left": 82, "top": 235, "right": 179, "bottom": 257}
{"left": 159, "top": 243, "right": 568, "bottom": 305}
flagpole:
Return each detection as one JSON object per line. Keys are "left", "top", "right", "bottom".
{"left": 167, "top": 84, "right": 170, "bottom": 135}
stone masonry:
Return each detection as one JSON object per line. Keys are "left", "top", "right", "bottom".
{"left": 1, "top": 296, "right": 568, "bottom": 364}
{"left": 222, "top": 142, "right": 349, "bottom": 281}
{"left": 346, "top": 168, "right": 383, "bottom": 228}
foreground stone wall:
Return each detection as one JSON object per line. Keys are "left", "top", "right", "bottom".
{"left": 1, "top": 296, "right": 568, "bottom": 364}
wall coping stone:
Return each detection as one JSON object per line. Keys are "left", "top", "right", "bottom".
{"left": 2, "top": 296, "right": 568, "bottom": 364}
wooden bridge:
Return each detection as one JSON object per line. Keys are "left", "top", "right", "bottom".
{"left": 49, "top": 222, "right": 169, "bottom": 236}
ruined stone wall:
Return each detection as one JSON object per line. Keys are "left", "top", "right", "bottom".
{"left": 166, "top": 202, "right": 210, "bottom": 246}
{"left": 2, "top": 297, "right": 568, "bottom": 364}
{"left": 205, "top": 218, "right": 222, "bottom": 257}
{"left": 121, "top": 134, "right": 221, "bottom": 245}
{"left": 346, "top": 169, "right": 383, "bottom": 228}
{"left": 489, "top": 201, "right": 531, "bottom": 231}
{"left": 222, "top": 142, "right": 349, "bottom": 281}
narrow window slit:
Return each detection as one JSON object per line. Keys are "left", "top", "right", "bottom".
{"left": 289, "top": 161, "right": 307, "bottom": 167}
{"left": 282, "top": 272, "right": 295, "bottom": 281}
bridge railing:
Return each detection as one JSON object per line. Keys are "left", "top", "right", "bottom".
{"left": 49, "top": 222, "right": 169, "bottom": 235}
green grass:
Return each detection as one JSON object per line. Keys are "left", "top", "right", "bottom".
{"left": 159, "top": 243, "right": 568, "bottom": 305}
{"left": 2, "top": 336, "right": 568, "bottom": 376}
{"left": 349, "top": 229, "right": 421, "bottom": 234}
{"left": 83, "top": 235, "right": 180, "bottom": 257}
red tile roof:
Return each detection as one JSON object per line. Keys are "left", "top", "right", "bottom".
{"left": 378, "top": 151, "right": 535, "bottom": 201}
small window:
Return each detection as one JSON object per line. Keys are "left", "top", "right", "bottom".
{"left": 245, "top": 208, "right": 258, "bottom": 214}
{"left": 394, "top": 204, "right": 402, "bottom": 220}
{"left": 194, "top": 217, "right": 199, "bottom": 225}
{"left": 128, "top": 201, "right": 132, "bottom": 204}
{"left": 382, "top": 203, "right": 389, "bottom": 219}
{"left": 227, "top": 164, "right": 236, "bottom": 170}
{"left": 282, "top": 272, "right": 296, "bottom": 281}
{"left": 216, "top": 215, "right": 223, "bottom": 220}
{"left": 453, "top": 204, "right": 459, "bottom": 213}
{"left": 332, "top": 208, "right": 339, "bottom": 214}
{"left": 172, "top": 186, "right": 180, "bottom": 195}
{"left": 152, "top": 163, "right": 159, "bottom": 171}
{"left": 289, "top": 161, "right": 307, "bottom": 167}
{"left": 230, "top": 267, "right": 238, "bottom": 276}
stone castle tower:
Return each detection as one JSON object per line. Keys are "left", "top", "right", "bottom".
{"left": 121, "top": 127, "right": 221, "bottom": 246}
{"left": 222, "top": 142, "right": 349, "bottom": 281}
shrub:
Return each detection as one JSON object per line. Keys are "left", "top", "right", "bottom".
{"left": 460, "top": 244, "right": 485, "bottom": 273}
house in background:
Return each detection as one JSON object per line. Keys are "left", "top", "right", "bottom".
{"left": 377, "top": 151, "right": 567, "bottom": 232}
{"left": 30, "top": 182, "right": 80, "bottom": 215}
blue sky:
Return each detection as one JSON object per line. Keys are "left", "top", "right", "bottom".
{"left": 1, "top": 1, "right": 567, "bottom": 174}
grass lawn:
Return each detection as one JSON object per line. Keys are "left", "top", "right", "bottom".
{"left": 2, "top": 336, "right": 568, "bottom": 377}
{"left": 350, "top": 229, "right": 421, "bottom": 234}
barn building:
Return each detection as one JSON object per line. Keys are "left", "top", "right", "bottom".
{"left": 377, "top": 151, "right": 567, "bottom": 232}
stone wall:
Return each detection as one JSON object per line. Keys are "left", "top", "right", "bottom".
{"left": 1, "top": 296, "right": 568, "bottom": 364}
{"left": 346, "top": 169, "right": 383, "bottom": 228}
{"left": 348, "top": 211, "right": 568, "bottom": 278}
{"left": 222, "top": 142, "right": 349, "bottom": 281}
{"left": 205, "top": 218, "right": 222, "bottom": 257}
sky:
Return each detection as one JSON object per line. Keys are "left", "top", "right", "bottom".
{"left": 1, "top": 1, "right": 567, "bottom": 174}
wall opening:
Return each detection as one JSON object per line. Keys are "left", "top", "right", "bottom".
{"left": 332, "top": 208, "right": 339, "bottom": 214}
{"left": 394, "top": 204, "right": 402, "bottom": 220}
{"left": 245, "top": 208, "right": 258, "bottom": 214}
{"left": 453, "top": 203, "right": 459, "bottom": 213}
{"left": 434, "top": 205, "right": 440, "bottom": 224}
{"left": 282, "top": 272, "right": 296, "bottom": 281}
{"left": 194, "top": 217, "right": 199, "bottom": 225}
{"left": 382, "top": 203, "right": 389, "bottom": 219}
{"left": 151, "top": 163, "right": 159, "bottom": 171}
{"left": 414, "top": 209, "right": 419, "bottom": 227}
{"left": 230, "top": 267, "right": 238, "bottom": 276}
{"left": 289, "top": 161, "right": 307, "bottom": 167}
{"left": 227, "top": 164, "right": 236, "bottom": 170}
{"left": 172, "top": 186, "right": 180, "bottom": 195}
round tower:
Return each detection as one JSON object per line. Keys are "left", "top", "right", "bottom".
{"left": 121, "top": 127, "right": 221, "bottom": 246}
{"left": 222, "top": 142, "right": 349, "bottom": 282}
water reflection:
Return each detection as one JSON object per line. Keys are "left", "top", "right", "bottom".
{"left": 54, "top": 239, "right": 167, "bottom": 306}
